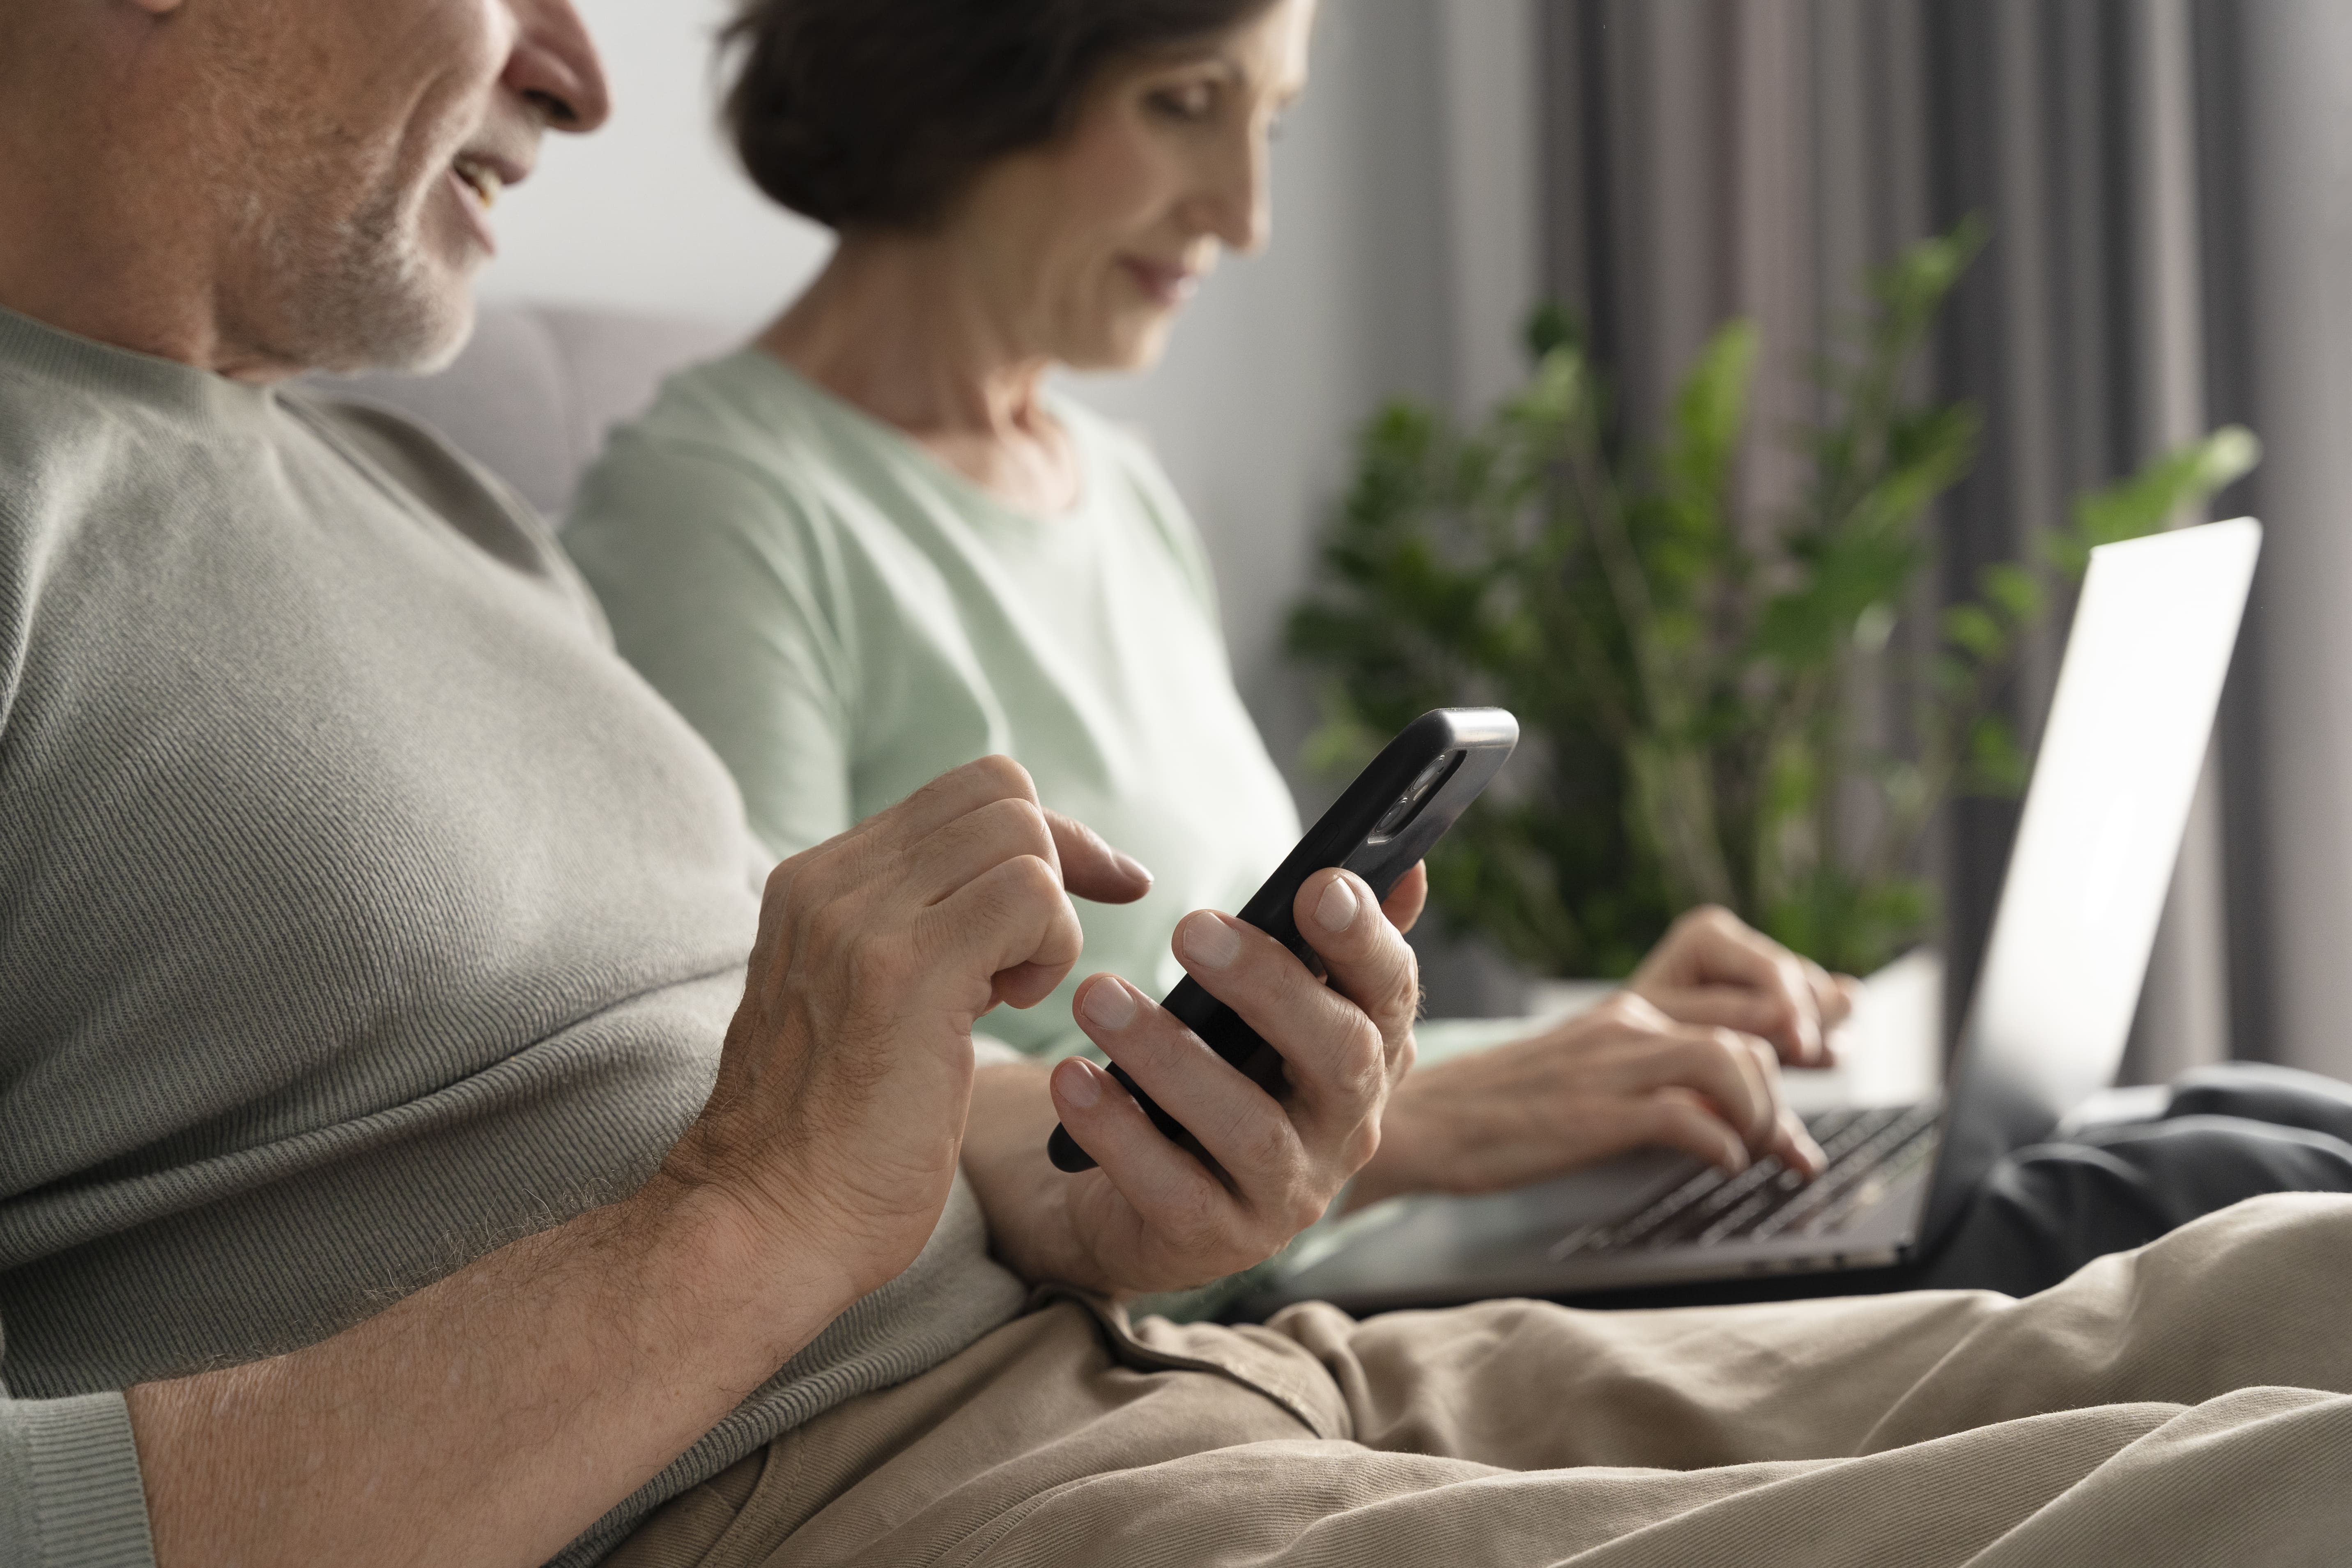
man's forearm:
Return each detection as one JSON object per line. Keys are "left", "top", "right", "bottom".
{"left": 128, "top": 1171, "right": 854, "bottom": 1568}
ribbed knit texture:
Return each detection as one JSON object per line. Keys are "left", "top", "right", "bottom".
{"left": 0, "top": 307, "right": 1027, "bottom": 1566}
{"left": 0, "top": 1394, "right": 155, "bottom": 1567}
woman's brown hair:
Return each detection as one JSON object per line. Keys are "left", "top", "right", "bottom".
{"left": 722, "top": 0, "right": 1281, "bottom": 231}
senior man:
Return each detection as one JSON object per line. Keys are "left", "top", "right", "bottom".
{"left": 1, "top": 3, "right": 2350, "bottom": 1567}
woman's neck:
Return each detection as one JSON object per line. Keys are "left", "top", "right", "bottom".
{"left": 756, "top": 232, "right": 1079, "bottom": 515}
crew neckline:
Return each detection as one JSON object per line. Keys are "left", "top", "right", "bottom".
{"left": 733, "top": 347, "right": 1097, "bottom": 527}
{"left": 0, "top": 305, "right": 282, "bottom": 428}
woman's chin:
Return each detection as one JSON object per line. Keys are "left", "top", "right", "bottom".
{"left": 1064, "top": 317, "right": 1179, "bottom": 377}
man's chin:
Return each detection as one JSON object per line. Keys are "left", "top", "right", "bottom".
{"left": 383, "top": 288, "right": 478, "bottom": 377}
{"left": 300, "top": 279, "right": 478, "bottom": 378}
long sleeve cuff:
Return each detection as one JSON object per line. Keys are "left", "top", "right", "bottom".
{"left": 0, "top": 1393, "right": 159, "bottom": 1568}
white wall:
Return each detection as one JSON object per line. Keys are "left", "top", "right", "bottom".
{"left": 480, "top": 0, "right": 1541, "bottom": 803}
{"left": 480, "top": 0, "right": 831, "bottom": 327}
{"left": 1433, "top": 0, "right": 1544, "bottom": 421}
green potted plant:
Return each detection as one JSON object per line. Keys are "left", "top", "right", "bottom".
{"left": 1288, "top": 221, "right": 2257, "bottom": 987}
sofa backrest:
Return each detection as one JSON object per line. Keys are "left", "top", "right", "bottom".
{"left": 317, "top": 303, "right": 738, "bottom": 523}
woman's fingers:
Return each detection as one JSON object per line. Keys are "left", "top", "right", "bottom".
{"left": 1626, "top": 1082, "right": 1819, "bottom": 1181}
{"left": 1630, "top": 1088, "right": 1821, "bottom": 1180}
{"left": 1582, "top": 1009, "right": 1818, "bottom": 1171}
{"left": 1632, "top": 906, "right": 1829, "bottom": 1066}
{"left": 1350, "top": 988, "right": 1834, "bottom": 1203}
{"left": 1640, "top": 987, "right": 1816, "bottom": 1055}
{"left": 1616, "top": 1025, "right": 1779, "bottom": 1151}
{"left": 1621, "top": 1021, "right": 1820, "bottom": 1174}
{"left": 1725, "top": 1033, "right": 1821, "bottom": 1169}
{"left": 1796, "top": 957, "right": 1853, "bottom": 1063}
{"left": 1631, "top": 1087, "right": 1752, "bottom": 1175}
{"left": 1821, "top": 971, "right": 1861, "bottom": 1031}
{"left": 1770, "top": 1106, "right": 1827, "bottom": 1178}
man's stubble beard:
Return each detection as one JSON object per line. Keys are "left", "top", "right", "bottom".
{"left": 259, "top": 177, "right": 475, "bottom": 376}
{"left": 187, "top": 0, "right": 481, "bottom": 379}
{"left": 226, "top": 128, "right": 478, "bottom": 377}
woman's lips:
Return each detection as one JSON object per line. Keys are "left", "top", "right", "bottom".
{"left": 1118, "top": 256, "right": 1200, "bottom": 308}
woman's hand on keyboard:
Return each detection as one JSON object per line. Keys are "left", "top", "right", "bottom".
{"left": 1348, "top": 990, "right": 1826, "bottom": 1209}
{"left": 1628, "top": 905, "right": 1859, "bottom": 1068}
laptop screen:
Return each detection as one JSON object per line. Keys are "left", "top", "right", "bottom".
{"left": 1920, "top": 517, "right": 2262, "bottom": 1248}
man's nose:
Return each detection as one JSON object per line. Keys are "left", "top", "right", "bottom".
{"left": 505, "top": 0, "right": 613, "bottom": 134}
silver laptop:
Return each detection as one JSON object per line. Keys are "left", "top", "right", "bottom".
{"left": 1248, "top": 517, "right": 2264, "bottom": 1316}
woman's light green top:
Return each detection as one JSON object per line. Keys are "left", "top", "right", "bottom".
{"left": 564, "top": 349, "right": 1303, "bottom": 1060}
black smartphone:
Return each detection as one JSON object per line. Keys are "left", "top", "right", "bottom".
{"left": 1048, "top": 707, "right": 1519, "bottom": 1174}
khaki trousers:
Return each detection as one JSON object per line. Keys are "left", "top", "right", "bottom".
{"left": 610, "top": 1193, "right": 2352, "bottom": 1568}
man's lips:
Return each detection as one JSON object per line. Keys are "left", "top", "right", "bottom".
{"left": 452, "top": 152, "right": 510, "bottom": 208}
{"left": 445, "top": 168, "right": 501, "bottom": 257}
{"left": 1118, "top": 256, "right": 1202, "bottom": 308}
{"left": 445, "top": 151, "right": 527, "bottom": 258}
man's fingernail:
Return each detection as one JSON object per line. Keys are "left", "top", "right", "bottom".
{"left": 1181, "top": 913, "right": 1243, "bottom": 970}
{"left": 1315, "top": 876, "right": 1360, "bottom": 933}
{"left": 1056, "top": 1059, "right": 1101, "bottom": 1109}
{"left": 1082, "top": 978, "right": 1137, "bottom": 1031}
{"left": 1113, "top": 851, "right": 1153, "bottom": 887}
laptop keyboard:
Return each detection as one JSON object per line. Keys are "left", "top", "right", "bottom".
{"left": 1549, "top": 1102, "right": 1942, "bottom": 1261}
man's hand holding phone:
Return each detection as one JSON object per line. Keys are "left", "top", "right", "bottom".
{"left": 962, "top": 866, "right": 1426, "bottom": 1298}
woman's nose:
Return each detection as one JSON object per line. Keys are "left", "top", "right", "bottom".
{"left": 1186, "top": 126, "right": 1271, "bottom": 255}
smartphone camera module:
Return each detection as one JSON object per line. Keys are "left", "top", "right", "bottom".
{"left": 1368, "top": 750, "right": 1464, "bottom": 843}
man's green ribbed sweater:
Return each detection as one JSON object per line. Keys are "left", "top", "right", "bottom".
{"left": 0, "top": 308, "right": 1026, "bottom": 1568}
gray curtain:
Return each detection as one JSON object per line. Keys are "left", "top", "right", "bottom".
{"left": 1534, "top": 0, "right": 2352, "bottom": 1082}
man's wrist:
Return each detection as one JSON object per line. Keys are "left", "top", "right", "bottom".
{"left": 628, "top": 1159, "right": 867, "bottom": 1363}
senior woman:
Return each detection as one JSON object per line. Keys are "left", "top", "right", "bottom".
{"left": 563, "top": 0, "right": 2352, "bottom": 1292}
